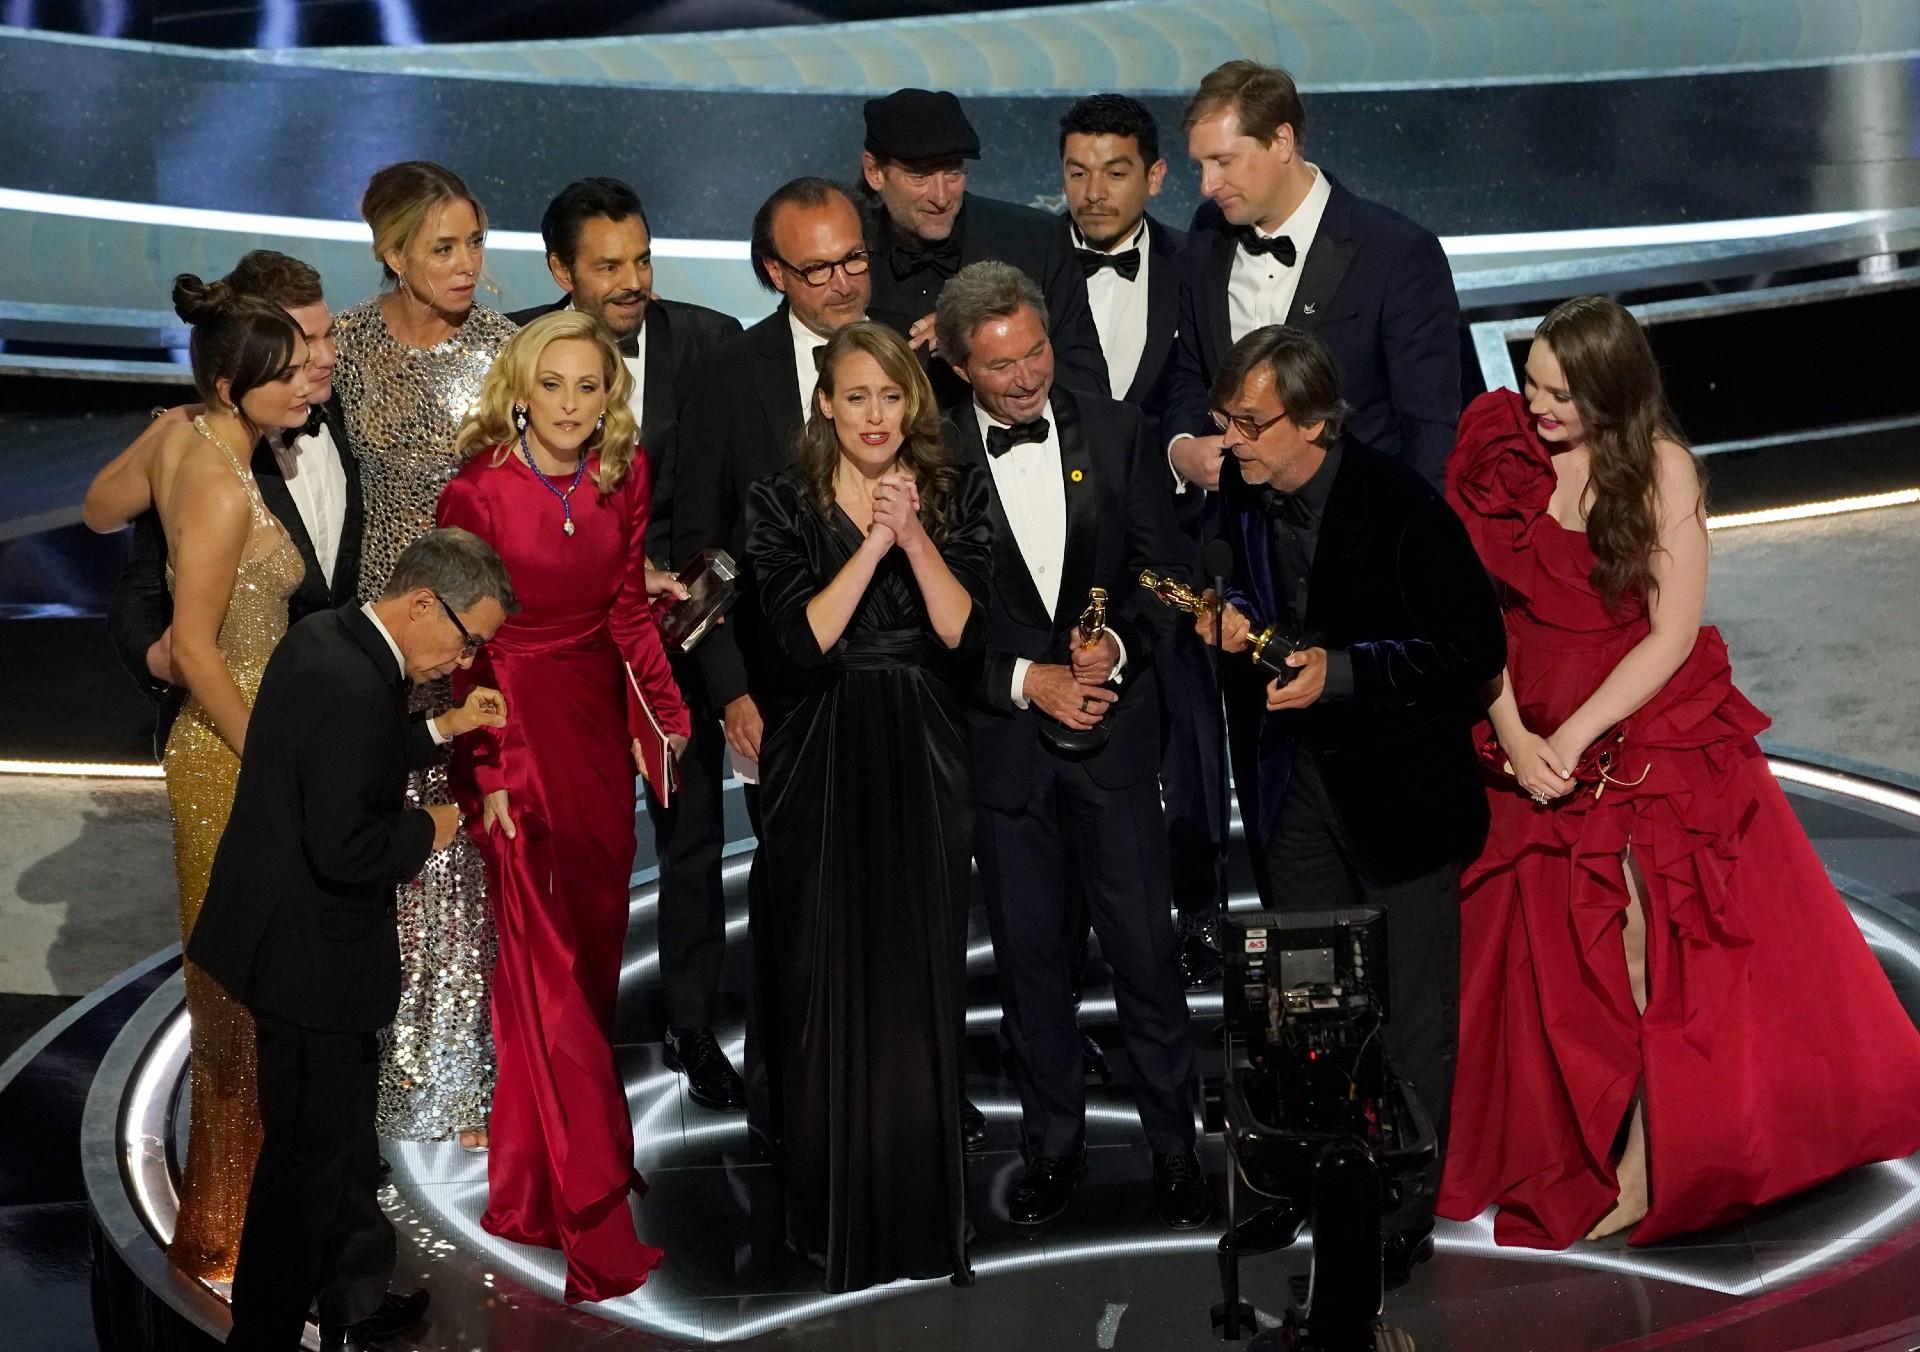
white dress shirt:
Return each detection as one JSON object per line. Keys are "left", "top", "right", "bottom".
{"left": 976, "top": 400, "right": 1127, "bottom": 709}
{"left": 1171, "top": 164, "right": 1332, "bottom": 491}
{"left": 1226, "top": 162, "right": 1332, "bottom": 342}
{"left": 361, "top": 603, "right": 448, "bottom": 743}
{"left": 789, "top": 307, "right": 829, "bottom": 416}
{"left": 1075, "top": 218, "right": 1152, "bottom": 401}
{"left": 272, "top": 420, "right": 348, "bottom": 586}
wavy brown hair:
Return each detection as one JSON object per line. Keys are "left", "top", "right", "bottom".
{"left": 795, "top": 321, "right": 960, "bottom": 542}
{"left": 1536, "top": 296, "right": 1703, "bottom": 610}
{"left": 455, "top": 310, "right": 637, "bottom": 494}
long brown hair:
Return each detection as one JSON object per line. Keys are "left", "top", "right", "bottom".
{"left": 455, "top": 310, "right": 637, "bottom": 494}
{"left": 1536, "top": 296, "right": 1703, "bottom": 609}
{"left": 795, "top": 321, "right": 960, "bottom": 542}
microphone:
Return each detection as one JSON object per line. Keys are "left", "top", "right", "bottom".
{"left": 1203, "top": 537, "right": 1234, "bottom": 591}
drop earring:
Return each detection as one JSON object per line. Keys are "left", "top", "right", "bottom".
{"left": 513, "top": 405, "right": 528, "bottom": 432}
{"left": 594, "top": 413, "right": 605, "bottom": 431}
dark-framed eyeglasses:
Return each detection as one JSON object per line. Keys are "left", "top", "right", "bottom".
{"left": 1210, "top": 407, "right": 1290, "bottom": 441}
{"left": 775, "top": 248, "right": 872, "bottom": 288}
{"left": 434, "top": 592, "right": 483, "bottom": 658}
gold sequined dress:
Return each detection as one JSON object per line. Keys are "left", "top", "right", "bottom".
{"left": 333, "top": 296, "right": 517, "bottom": 1139}
{"left": 164, "top": 421, "right": 304, "bottom": 1281}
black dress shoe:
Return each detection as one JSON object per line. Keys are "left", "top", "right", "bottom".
{"left": 1382, "top": 1227, "right": 1436, "bottom": 1289}
{"left": 961, "top": 1098, "right": 989, "bottom": 1153}
{"left": 1009, "top": 1151, "right": 1087, "bottom": 1226}
{"left": 1176, "top": 914, "right": 1224, "bottom": 989}
{"left": 319, "top": 1288, "right": 429, "bottom": 1349}
{"left": 1154, "top": 1149, "right": 1213, "bottom": 1229}
{"left": 664, "top": 1027, "right": 748, "bottom": 1112}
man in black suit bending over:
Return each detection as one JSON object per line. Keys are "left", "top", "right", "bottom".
{"left": 511, "top": 176, "right": 748, "bottom": 1110}
{"left": 1200, "top": 326, "right": 1504, "bottom": 1285}
{"left": 107, "top": 249, "right": 363, "bottom": 749}
{"left": 938, "top": 260, "right": 1207, "bottom": 1230}
{"left": 189, "top": 527, "right": 515, "bottom": 1350}
{"left": 861, "top": 87, "right": 1109, "bottom": 404}
{"left": 507, "top": 176, "right": 742, "bottom": 564}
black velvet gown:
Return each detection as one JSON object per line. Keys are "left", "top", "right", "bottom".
{"left": 742, "top": 463, "right": 993, "bottom": 1292}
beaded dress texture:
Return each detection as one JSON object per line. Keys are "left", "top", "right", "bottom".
{"left": 333, "top": 297, "right": 518, "bottom": 1140}
{"left": 164, "top": 421, "right": 304, "bottom": 1281}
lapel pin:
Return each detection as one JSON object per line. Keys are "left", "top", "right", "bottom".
{"left": 1070, "top": 469, "right": 1085, "bottom": 483}
{"left": 1303, "top": 302, "right": 1317, "bottom": 316}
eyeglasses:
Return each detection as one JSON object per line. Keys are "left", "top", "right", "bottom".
{"left": 434, "top": 592, "right": 483, "bottom": 658}
{"left": 1210, "top": 407, "right": 1291, "bottom": 441}
{"left": 775, "top": 248, "right": 872, "bottom": 288}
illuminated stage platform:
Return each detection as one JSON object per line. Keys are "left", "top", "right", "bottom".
{"left": 29, "top": 750, "right": 1918, "bottom": 1351}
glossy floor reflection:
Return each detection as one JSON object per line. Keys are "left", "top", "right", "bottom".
{"left": 328, "top": 767, "right": 1920, "bottom": 1350}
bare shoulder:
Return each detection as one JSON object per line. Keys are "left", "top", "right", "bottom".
{"left": 1652, "top": 437, "right": 1704, "bottom": 521}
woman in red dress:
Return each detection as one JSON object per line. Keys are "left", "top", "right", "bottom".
{"left": 1437, "top": 296, "right": 1920, "bottom": 1248}
{"left": 438, "top": 309, "right": 691, "bottom": 1301}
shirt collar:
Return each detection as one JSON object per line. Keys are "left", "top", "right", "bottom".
{"left": 788, "top": 305, "right": 831, "bottom": 349}
{"left": 360, "top": 602, "right": 407, "bottom": 679}
{"left": 1069, "top": 216, "right": 1148, "bottom": 255}
{"left": 1251, "top": 163, "right": 1328, "bottom": 241}
{"left": 1278, "top": 436, "right": 1342, "bottom": 523}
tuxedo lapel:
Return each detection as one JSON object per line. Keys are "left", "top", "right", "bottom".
{"left": 640, "top": 301, "right": 675, "bottom": 455}
{"left": 1287, "top": 185, "right": 1359, "bottom": 330}
{"left": 956, "top": 410, "right": 1051, "bottom": 629}
{"left": 322, "top": 394, "right": 363, "bottom": 606}
{"left": 1303, "top": 445, "right": 1364, "bottom": 638}
{"left": 1203, "top": 224, "right": 1237, "bottom": 374}
{"left": 249, "top": 438, "right": 327, "bottom": 609}
{"left": 1132, "top": 216, "right": 1182, "bottom": 405}
{"left": 1051, "top": 388, "right": 1099, "bottom": 628}
{"left": 751, "top": 307, "right": 804, "bottom": 456}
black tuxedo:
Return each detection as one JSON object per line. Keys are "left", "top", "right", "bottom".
{"left": 1060, "top": 211, "right": 1186, "bottom": 414}
{"left": 106, "top": 394, "right": 363, "bottom": 748}
{"left": 1165, "top": 178, "right": 1461, "bottom": 490}
{"left": 957, "top": 383, "right": 1198, "bottom": 1160}
{"left": 507, "top": 294, "right": 742, "bottom": 560}
{"left": 1219, "top": 442, "right": 1504, "bottom": 880}
{"left": 188, "top": 606, "right": 443, "bottom": 1351}
{"left": 1219, "top": 441, "right": 1503, "bottom": 1242}
{"left": 864, "top": 193, "right": 1110, "bottom": 406}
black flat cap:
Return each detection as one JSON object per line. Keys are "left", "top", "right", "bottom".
{"left": 863, "top": 88, "right": 981, "bottom": 163}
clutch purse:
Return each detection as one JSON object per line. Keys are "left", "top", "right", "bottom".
{"left": 624, "top": 661, "right": 677, "bottom": 808}
{"left": 659, "top": 548, "right": 739, "bottom": 653}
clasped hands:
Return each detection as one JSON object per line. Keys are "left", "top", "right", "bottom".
{"left": 1023, "top": 626, "right": 1122, "bottom": 731}
{"left": 1499, "top": 726, "right": 1580, "bottom": 804}
{"left": 862, "top": 471, "right": 929, "bottom": 554}
{"left": 1190, "top": 593, "right": 1328, "bottom": 710}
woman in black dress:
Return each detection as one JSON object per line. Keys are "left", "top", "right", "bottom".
{"left": 743, "top": 320, "right": 992, "bottom": 1291}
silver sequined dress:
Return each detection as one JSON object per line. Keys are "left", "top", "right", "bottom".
{"left": 334, "top": 296, "right": 518, "bottom": 1139}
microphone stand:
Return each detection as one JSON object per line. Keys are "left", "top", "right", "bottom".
{"left": 1204, "top": 538, "right": 1254, "bottom": 1341}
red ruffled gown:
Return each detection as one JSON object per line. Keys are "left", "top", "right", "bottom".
{"left": 438, "top": 446, "right": 691, "bottom": 1301}
{"left": 1436, "top": 389, "right": 1920, "bottom": 1248}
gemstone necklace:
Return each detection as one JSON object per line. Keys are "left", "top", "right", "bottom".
{"left": 518, "top": 427, "right": 587, "bottom": 536}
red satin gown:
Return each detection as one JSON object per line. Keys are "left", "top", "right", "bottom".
{"left": 1436, "top": 390, "right": 1920, "bottom": 1248}
{"left": 438, "top": 445, "right": 691, "bottom": 1302}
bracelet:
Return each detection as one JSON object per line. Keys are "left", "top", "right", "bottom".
{"left": 149, "top": 406, "right": 168, "bottom": 421}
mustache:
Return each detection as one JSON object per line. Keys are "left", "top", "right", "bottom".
{"left": 604, "top": 289, "right": 650, "bottom": 306}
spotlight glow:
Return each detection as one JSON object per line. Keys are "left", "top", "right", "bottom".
{"left": 0, "top": 758, "right": 164, "bottom": 779}
{"left": 1706, "top": 489, "right": 1920, "bottom": 531}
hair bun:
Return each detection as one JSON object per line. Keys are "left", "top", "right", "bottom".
{"left": 171, "top": 273, "right": 237, "bottom": 325}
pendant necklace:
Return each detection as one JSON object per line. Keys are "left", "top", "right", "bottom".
{"left": 518, "top": 428, "right": 588, "bottom": 536}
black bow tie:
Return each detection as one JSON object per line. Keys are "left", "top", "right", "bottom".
{"left": 615, "top": 331, "right": 640, "bottom": 359}
{"left": 1237, "top": 228, "right": 1298, "bottom": 267}
{"left": 282, "top": 402, "right": 326, "bottom": 447}
{"left": 986, "top": 418, "right": 1050, "bottom": 458}
{"left": 1077, "top": 247, "right": 1141, "bottom": 281}
{"left": 1262, "top": 488, "right": 1314, "bottom": 528}
{"left": 890, "top": 236, "right": 961, "bottom": 282}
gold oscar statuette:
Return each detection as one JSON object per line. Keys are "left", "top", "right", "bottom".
{"left": 1138, "top": 570, "right": 1297, "bottom": 676}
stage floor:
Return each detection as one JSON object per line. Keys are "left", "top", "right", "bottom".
{"left": 47, "top": 752, "right": 1920, "bottom": 1352}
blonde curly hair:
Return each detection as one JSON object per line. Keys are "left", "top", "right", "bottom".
{"left": 456, "top": 309, "right": 638, "bottom": 494}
